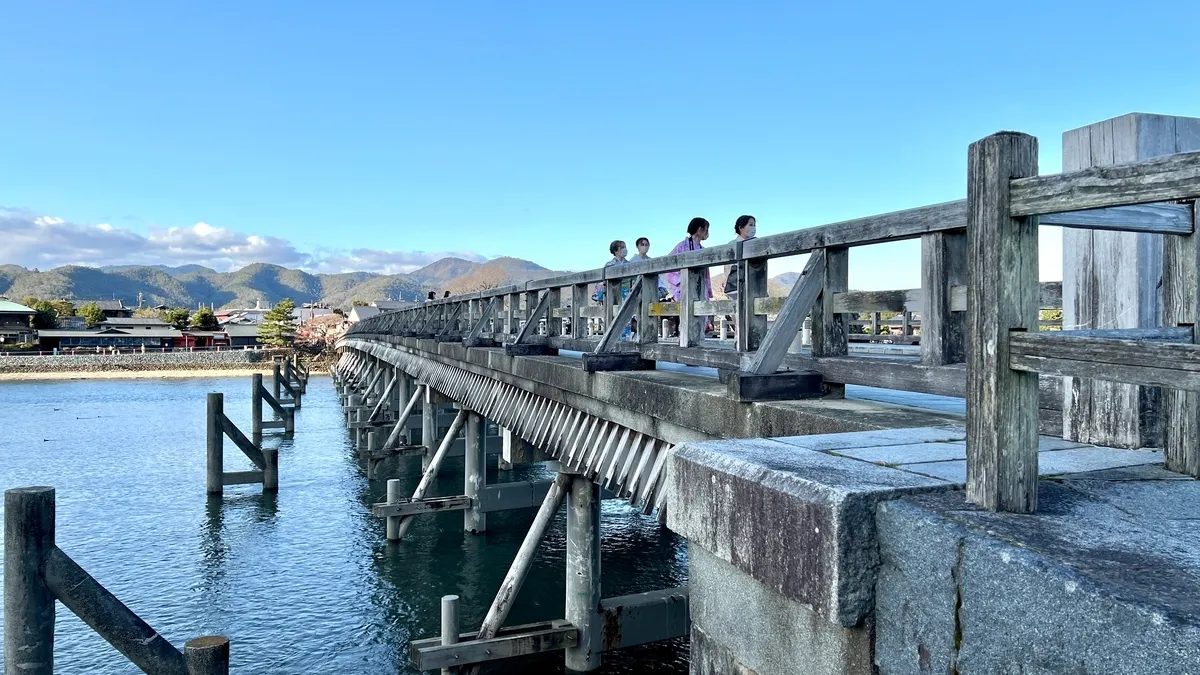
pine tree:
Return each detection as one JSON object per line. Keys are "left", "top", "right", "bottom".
{"left": 190, "top": 308, "right": 219, "bottom": 331}
{"left": 78, "top": 303, "right": 105, "bottom": 328}
{"left": 258, "top": 299, "right": 296, "bottom": 347}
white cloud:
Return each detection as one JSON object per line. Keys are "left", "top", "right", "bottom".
{"left": 0, "top": 206, "right": 489, "bottom": 275}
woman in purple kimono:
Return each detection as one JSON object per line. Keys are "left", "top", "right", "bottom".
{"left": 664, "top": 217, "right": 712, "bottom": 301}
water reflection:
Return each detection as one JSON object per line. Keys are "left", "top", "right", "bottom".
{"left": 0, "top": 376, "right": 687, "bottom": 674}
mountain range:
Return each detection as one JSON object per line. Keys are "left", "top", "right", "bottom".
{"left": 0, "top": 256, "right": 803, "bottom": 310}
{"left": 0, "top": 257, "right": 557, "bottom": 310}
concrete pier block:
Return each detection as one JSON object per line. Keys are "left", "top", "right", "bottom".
{"left": 665, "top": 437, "right": 950, "bottom": 626}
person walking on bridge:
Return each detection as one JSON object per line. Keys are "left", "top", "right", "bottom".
{"left": 722, "top": 215, "right": 756, "bottom": 339}
{"left": 664, "top": 217, "right": 713, "bottom": 337}
{"left": 634, "top": 236, "right": 669, "bottom": 301}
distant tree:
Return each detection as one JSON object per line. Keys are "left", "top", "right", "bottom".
{"left": 51, "top": 300, "right": 75, "bottom": 318}
{"left": 164, "top": 308, "right": 192, "bottom": 331}
{"left": 78, "top": 302, "right": 105, "bottom": 328}
{"left": 133, "top": 307, "right": 161, "bottom": 319}
{"left": 258, "top": 299, "right": 296, "bottom": 347}
{"left": 445, "top": 266, "right": 508, "bottom": 295}
{"left": 190, "top": 307, "right": 219, "bottom": 331}
{"left": 21, "top": 296, "right": 40, "bottom": 309}
{"left": 30, "top": 300, "right": 59, "bottom": 329}
{"left": 351, "top": 299, "right": 369, "bottom": 306}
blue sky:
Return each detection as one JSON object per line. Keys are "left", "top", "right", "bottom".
{"left": 1, "top": 1, "right": 1198, "bottom": 289}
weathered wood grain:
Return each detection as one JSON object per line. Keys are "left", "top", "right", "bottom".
{"left": 921, "top": 232, "right": 967, "bottom": 365}
{"left": 746, "top": 249, "right": 825, "bottom": 375}
{"left": 738, "top": 254, "right": 769, "bottom": 353}
{"left": 614, "top": 243, "right": 737, "bottom": 279}
{"left": 1010, "top": 148, "right": 1200, "bottom": 216}
{"left": 1039, "top": 202, "right": 1193, "bottom": 234}
{"left": 742, "top": 200, "right": 967, "bottom": 260}
{"left": 1165, "top": 200, "right": 1200, "bottom": 475}
{"left": 511, "top": 290, "right": 551, "bottom": 345}
{"left": 811, "top": 247, "right": 848, "bottom": 396}
{"left": 966, "top": 131, "right": 1041, "bottom": 513}
{"left": 595, "top": 278, "right": 643, "bottom": 353}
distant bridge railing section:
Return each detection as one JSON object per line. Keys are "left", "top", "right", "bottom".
{"left": 345, "top": 131, "right": 1200, "bottom": 513}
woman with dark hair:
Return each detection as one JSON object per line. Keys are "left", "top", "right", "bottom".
{"left": 721, "top": 215, "right": 756, "bottom": 338}
{"left": 664, "top": 217, "right": 712, "bottom": 302}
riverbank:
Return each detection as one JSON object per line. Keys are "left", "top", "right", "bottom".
{"left": 0, "top": 367, "right": 276, "bottom": 381}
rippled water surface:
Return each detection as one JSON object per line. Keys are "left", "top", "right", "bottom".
{"left": 0, "top": 376, "right": 688, "bottom": 673}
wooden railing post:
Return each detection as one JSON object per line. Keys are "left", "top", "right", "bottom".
{"left": 736, "top": 253, "right": 769, "bottom": 354}
{"left": 524, "top": 290, "right": 539, "bottom": 335}
{"left": 547, "top": 287, "right": 562, "bottom": 338}
{"left": 206, "top": 393, "right": 224, "bottom": 495}
{"left": 4, "top": 486, "right": 55, "bottom": 675}
{"left": 638, "top": 274, "right": 658, "bottom": 347}
{"left": 572, "top": 283, "right": 588, "bottom": 340}
{"left": 679, "top": 268, "right": 704, "bottom": 348}
{"left": 921, "top": 231, "right": 968, "bottom": 365}
{"left": 810, "top": 246, "right": 848, "bottom": 397}
{"left": 507, "top": 293, "right": 518, "bottom": 335}
{"left": 966, "top": 131, "right": 1040, "bottom": 513}
{"left": 1164, "top": 200, "right": 1200, "bottom": 476}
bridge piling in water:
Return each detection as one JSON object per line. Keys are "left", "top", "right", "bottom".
{"left": 5, "top": 486, "right": 232, "bottom": 675}
{"left": 464, "top": 410, "right": 486, "bottom": 533}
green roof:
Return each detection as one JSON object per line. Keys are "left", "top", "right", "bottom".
{"left": 0, "top": 300, "right": 36, "bottom": 314}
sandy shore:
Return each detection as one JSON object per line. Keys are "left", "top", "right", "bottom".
{"left": 0, "top": 368, "right": 280, "bottom": 382}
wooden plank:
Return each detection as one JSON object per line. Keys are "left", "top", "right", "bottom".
{"left": 833, "top": 289, "right": 914, "bottom": 314}
{"left": 220, "top": 414, "right": 266, "bottom": 470}
{"left": 1011, "top": 352, "right": 1200, "bottom": 392}
{"left": 1009, "top": 148, "right": 1200, "bottom": 216}
{"left": 614, "top": 243, "right": 737, "bottom": 279}
{"left": 742, "top": 200, "right": 967, "bottom": 260}
{"left": 1059, "top": 327, "right": 1192, "bottom": 341}
{"left": 642, "top": 343, "right": 744, "bottom": 371}
{"left": 745, "top": 250, "right": 826, "bottom": 375}
{"left": 599, "top": 587, "right": 690, "bottom": 650}
{"left": 578, "top": 306, "right": 606, "bottom": 319}
{"left": 1009, "top": 332, "right": 1200, "bottom": 373}
{"left": 222, "top": 471, "right": 264, "bottom": 486}
{"left": 411, "top": 621, "right": 578, "bottom": 670}
{"left": 372, "top": 495, "right": 473, "bottom": 518}
{"left": 527, "top": 269, "right": 605, "bottom": 290}
{"left": 546, "top": 287, "right": 563, "bottom": 338}
{"left": 751, "top": 297, "right": 786, "bottom": 316}
{"left": 694, "top": 300, "right": 736, "bottom": 316}
{"left": 921, "top": 231, "right": 967, "bottom": 365}
{"left": 1039, "top": 202, "right": 1193, "bottom": 234}
{"left": 594, "top": 278, "right": 643, "bottom": 353}
{"left": 648, "top": 302, "right": 680, "bottom": 317}
{"left": 966, "top": 132, "right": 1041, "bottom": 513}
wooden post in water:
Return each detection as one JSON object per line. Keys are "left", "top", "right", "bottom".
{"left": 464, "top": 411, "right": 486, "bottom": 533}
{"left": 4, "top": 486, "right": 56, "bottom": 675}
{"left": 262, "top": 447, "right": 278, "bottom": 492}
{"left": 366, "top": 431, "right": 378, "bottom": 475}
{"left": 184, "top": 636, "right": 230, "bottom": 675}
{"left": 386, "top": 479, "right": 402, "bottom": 540}
{"left": 564, "top": 475, "right": 602, "bottom": 672}
{"left": 207, "top": 393, "right": 224, "bottom": 495}
{"left": 966, "top": 131, "right": 1040, "bottom": 513}
{"left": 251, "top": 373, "right": 263, "bottom": 444}
{"left": 440, "top": 595, "right": 460, "bottom": 675}
{"left": 272, "top": 363, "right": 282, "bottom": 404}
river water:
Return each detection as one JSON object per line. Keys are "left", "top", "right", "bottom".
{"left": 0, "top": 376, "right": 688, "bottom": 674}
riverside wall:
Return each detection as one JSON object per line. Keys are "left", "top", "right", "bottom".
{"left": 0, "top": 349, "right": 278, "bottom": 374}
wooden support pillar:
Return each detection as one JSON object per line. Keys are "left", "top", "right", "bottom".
{"left": 507, "top": 293, "right": 519, "bottom": 335}
{"left": 396, "top": 409, "right": 470, "bottom": 541}
{"left": 4, "top": 486, "right": 56, "bottom": 675}
{"left": 206, "top": 393, "right": 224, "bottom": 495}
{"left": 525, "top": 290, "right": 539, "bottom": 335}
{"left": 272, "top": 363, "right": 282, "bottom": 403}
{"left": 1062, "top": 113, "right": 1200, "bottom": 448}
{"left": 365, "top": 431, "right": 379, "bottom": 472}
{"left": 547, "top": 288, "right": 562, "bottom": 338}
{"left": 422, "top": 384, "right": 436, "bottom": 471}
{"left": 736, "top": 254, "right": 768, "bottom": 353}
{"left": 464, "top": 411, "right": 486, "bottom": 533}
{"left": 679, "top": 268, "right": 705, "bottom": 348}
{"left": 386, "top": 479, "right": 402, "bottom": 541}
{"left": 966, "top": 131, "right": 1040, "bottom": 513}
{"left": 262, "top": 447, "right": 278, "bottom": 492}
{"left": 1165, "top": 201, "right": 1200, "bottom": 476}
{"left": 811, "top": 246, "right": 849, "bottom": 397}
{"left": 564, "top": 475, "right": 602, "bottom": 672}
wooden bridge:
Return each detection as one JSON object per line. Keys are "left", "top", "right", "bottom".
{"left": 333, "top": 113, "right": 1200, "bottom": 673}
